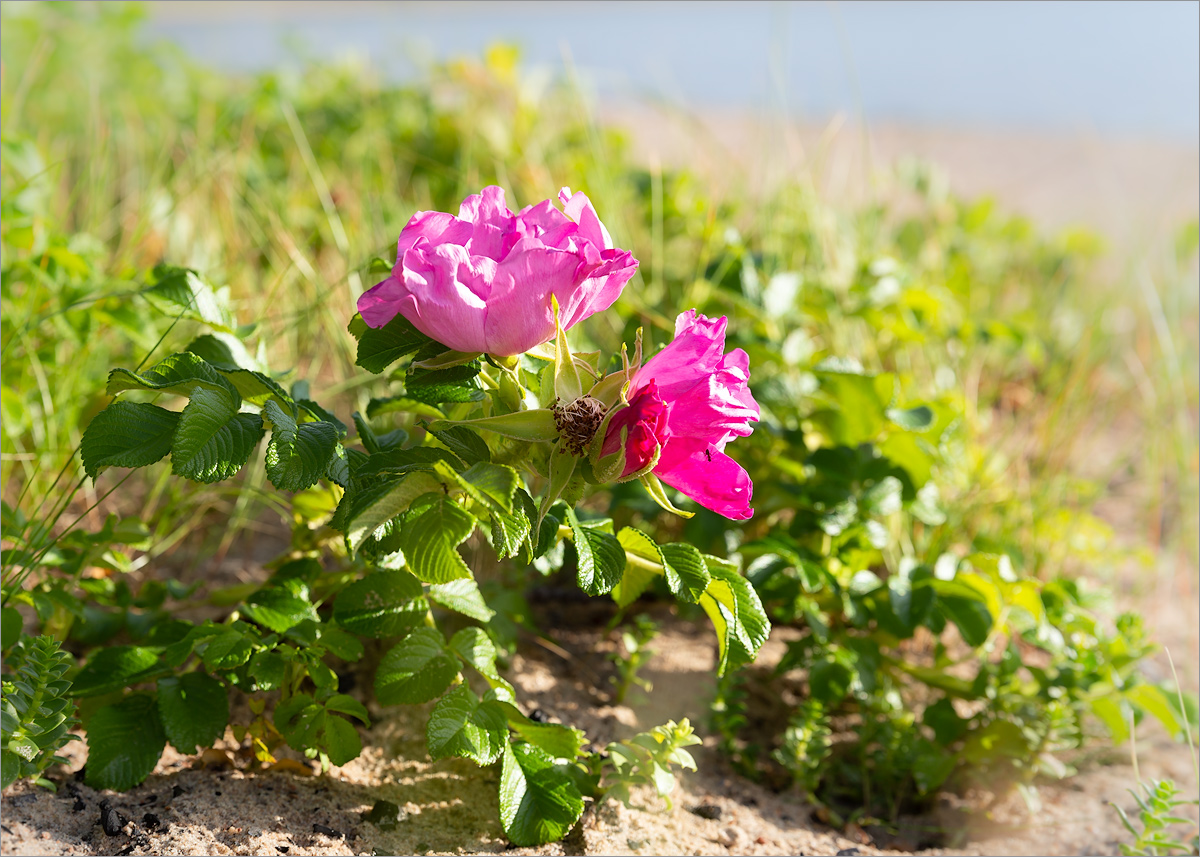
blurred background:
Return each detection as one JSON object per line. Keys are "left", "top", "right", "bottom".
{"left": 144, "top": 0, "right": 1199, "bottom": 247}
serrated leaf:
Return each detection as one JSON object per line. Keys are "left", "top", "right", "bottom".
{"left": 428, "top": 578, "right": 495, "bottom": 622}
{"left": 698, "top": 565, "right": 770, "bottom": 675}
{"left": 565, "top": 508, "right": 624, "bottom": 596}
{"left": 613, "top": 528, "right": 662, "bottom": 608}
{"left": 500, "top": 741, "right": 585, "bottom": 847}
{"left": 85, "top": 694, "right": 166, "bottom": 791}
{"left": 200, "top": 627, "right": 253, "bottom": 670}
{"left": 326, "top": 694, "right": 371, "bottom": 726}
{"left": 142, "top": 265, "right": 236, "bottom": 332}
{"left": 272, "top": 694, "right": 363, "bottom": 766}
{"left": 366, "top": 396, "right": 445, "bottom": 421}
{"left": 457, "top": 462, "right": 518, "bottom": 512}
{"left": 332, "top": 570, "right": 428, "bottom": 638}
{"left": 489, "top": 490, "right": 534, "bottom": 560}
{"left": 71, "top": 646, "right": 160, "bottom": 697}
{"left": 107, "top": 352, "right": 240, "bottom": 403}
{"left": 218, "top": 369, "right": 293, "bottom": 411}
{"left": 80, "top": 402, "right": 180, "bottom": 479}
{"left": 344, "top": 472, "right": 444, "bottom": 552}
{"left": 318, "top": 627, "right": 365, "bottom": 662}
{"left": 427, "top": 684, "right": 507, "bottom": 765}
{"left": 184, "top": 333, "right": 251, "bottom": 370}
{"left": 170, "top": 388, "right": 264, "bottom": 483}
{"left": 498, "top": 702, "right": 587, "bottom": 760}
{"left": 242, "top": 579, "right": 319, "bottom": 634}
{"left": 157, "top": 673, "right": 228, "bottom": 754}
{"left": 406, "top": 359, "right": 484, "bottom": 404}
{"left": 263, "top": 400, "right": 339, "bottom": 491}
{"left": 448, "top": 627, "right": 505, "bottom": 686}
{"left": 400, "top": 497, "right": 476, "bottom": 584}
{"left": 659, "top": 543, "right": 710, "bottom": 604}
{"left": 426, "top": 424, "right": 491, "bottom": 465}
{"left": 350, "top": 312, "right": 434, "bottom": 374}
{"left": 322, "top": 714, "right": 362, "bottom": 766}
{"left": 374, "top": 627, "right": 459, "bottom": 705}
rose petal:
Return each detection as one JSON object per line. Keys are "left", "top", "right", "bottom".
{"left": 655, "top": 437, "right": 754, "bottom": 521}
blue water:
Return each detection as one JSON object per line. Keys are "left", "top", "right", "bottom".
{"left": 147, "top": 0, "right": 1200, "bottom": 140}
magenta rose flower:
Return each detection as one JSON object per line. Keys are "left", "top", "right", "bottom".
{"left": 357, "top": 186, "right": 638, "bottom": 355}
{"left": 601, "top": 310, "right": 760, "bottom": 520}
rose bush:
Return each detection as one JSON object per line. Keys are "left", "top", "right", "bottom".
{"left": 602, "top": 311, "right": 759, "bottom": 520}
{"left": 357, "top": 185, "right": 638, "bottom": 355}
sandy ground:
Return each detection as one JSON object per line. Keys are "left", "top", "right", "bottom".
{"left": 2, "top": 617, "right": 1196, "bottom": 857}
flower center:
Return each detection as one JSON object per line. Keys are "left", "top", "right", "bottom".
{"left": 553, "top": 396, "right": 606, "bottom": 456}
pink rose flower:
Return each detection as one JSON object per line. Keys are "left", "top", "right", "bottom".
{"left": 357, "top": 186, "right": 638, "bottom": 356}
{"left": 602, "top": 311, "right": 760, "bottom": 520}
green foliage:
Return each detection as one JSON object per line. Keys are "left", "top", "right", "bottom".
{"left": 1113, "top": 780, "right": 1200, "bottom": 856}
{"left": 1, "top": 635, "right": 79, "bottom": 790}
{"left": 599, "top": 719, "right": 702, "bottom": 809}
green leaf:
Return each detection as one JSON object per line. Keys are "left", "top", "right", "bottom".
{"left": 142, "top": 265, "right": 236, "bottom": 332}
{"left": 400, "top": 497, "right": 476, "bottom": 584}
{"left": 156, "top": 673, "right": 228, "bottom": 754}
{"left": 565, "top": 508, "right": 624, "bottom": 596}
{"left": 698, "top": 564, "right": 770, "bottom": 674}
{"left": 489, "top": 489, "right": 535, "bottom": 560}
{"left": 350, "top": 312, "right": 434, "bottom": 374}
{"left": 107, "top": 352, "right": 240, "bottom": 403}
{"left": 184, "top": 333, "right": 250, "bottom": 370}
{"left": 170, "top": 388, "right": 264, "bottom": 483}
{"left": 71, "top": 646, "right": 160, "bottom": 697}
{"left": 325, "top": 694, "right": 371, "bottom": 726}
{"left": 499, "top": 703, "right": 587, "bottom": 760}
{"left": 80, "top": 402, "right": 180, "bottom": 479}
{"left": 248, "top": 651, "right": 287, "bottom": 691}
{"left": 332, "top": 570, "right": 428, "bottom": 638}
{"left": 659, "top": 543, "right": 711, "bottom": 604}
{"left": 886, "top": 405, "right": 935, "bottom": 432}
{"left": 499, "top": 741, "right": 585, "bottom": 847}
{"left": 406, "top": 359, "right": 484, "bottom": 404}
{"left": 85, "top": 693, "right": 166, "bottom": 791}
{"left": 934, "top": 592, "right": 993, "bottom": 648}
{"left": 374, "top": 628, "right": 460, "bottom": 705}
{"left": 273, "top": 694, "right": 363, "bottom": 767}
{"left": 322, "top": 715, "right": 363, "bottom": 766}
{"left": 263, "top": 401, "right": 339, "bottom": 491}
{"left": 427, "top": 684, "right": 507, "bottom": 765}
{"left": 200, "top": 627, "right": 253, "bottom": 670}
{"left": 613, "top": 528, "right": 663, "bottom": 608}
{"left": 366, "top": 396, "right": 445, "bottom": 421}
{"left": 1125, "top": 684, "right": 1184, "bottom": 739}
{"left": 448, "top": 627, "right": 506, "bottom": 688}
{"left": 344, "top": 472, "right": 444, "bottom": 553}
{"left": 426, "top": 424, "right": 491, "bottom": 465}
{"left": 455, "top": 462, "right": 519, "bottom": 512}
{"left": 428, "top": 578, "right": 495, "bottom": 622}
{"left": 242, "top": 579, "right": 319, "bottom": 634}
{"left": 1, "top": 607, "right": 20, "bottom": 650}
